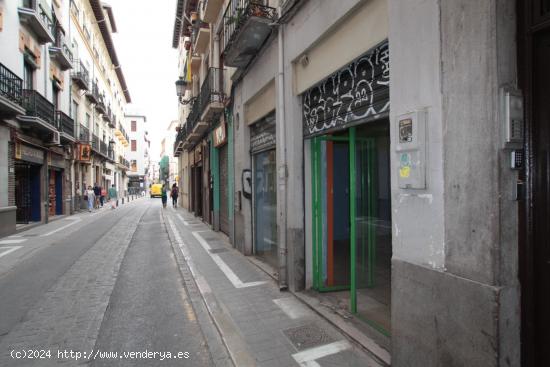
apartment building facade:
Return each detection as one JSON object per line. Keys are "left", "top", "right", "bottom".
{"left": 125, "top": 112, "right": 149, "bottom": 193}
{"left": 169, "top": 0, "right": 542, "bottom": 365}
{"left": 0, "top": 0, "right": 132, "bottom": 235}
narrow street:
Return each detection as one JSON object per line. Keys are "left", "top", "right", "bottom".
{"left": 0, "top": 198, "right": 380, "bottom": 366}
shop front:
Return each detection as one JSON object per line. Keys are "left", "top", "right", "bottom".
{"left": 48, "top": 151, "right": 65, "bottom": 217}
{"left": 14, "top": 141, "right": 44, "bottom": 223}
{"left": 303, "top": 41, "right": 391, "bottom": 335}
{"left": 190, "top": 144, "right": 203, "bottom": 218}
{"left": 214, "top": 121, "right": 230, "bottom": 236}
{"left": 250, "top": 112, "right": 278, "bottom": 269}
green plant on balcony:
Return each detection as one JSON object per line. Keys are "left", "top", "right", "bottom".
{"left": 227, "top": 7, "right": 245, "bottom": 26}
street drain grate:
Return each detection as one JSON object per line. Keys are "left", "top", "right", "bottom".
{"left": 283, "top": 323, "right": 334, "bottom": 351}
{"left": 209, "top": 248, "right": 229, "bottom": 254}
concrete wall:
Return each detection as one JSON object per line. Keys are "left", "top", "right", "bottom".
{"left": 389, "top": 0, "right": 520, "bottom": 365}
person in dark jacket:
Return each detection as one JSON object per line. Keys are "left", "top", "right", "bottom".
{"left": 170, "top": 183, "right": 179, "bottom": 208}
{"left": 93, "top": 183, "right": 101, "bottom": 209}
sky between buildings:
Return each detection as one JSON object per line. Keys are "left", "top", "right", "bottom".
{"left": 109, "top": 0, "right": 179, "bottom": 162}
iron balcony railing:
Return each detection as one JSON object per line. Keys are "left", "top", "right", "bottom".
{"left": 100, "top": 140, "right": 108, "bottom": 155}
{"left": 187, "top": 97, "right": 202, "bottom": 132}
{"left": 200, "top": 67, "right": 225, "bottom": 115}
{"left": 22, "top": 0, "right": 53, "bottom": 32}
{"left": 87, "top": 81, "right": 100, "bottom": 103}
{"left": 22, "top": 89, "right": 55, "bottom": 126}
{"left": 222, "top": 0, "right": 277, "bottom": 55}
{"left": 56, "top": 111, "right": 74, "bottom": 137}
{"left": 96, "top": 94, "right": 106, "bottom": 114}
{"left": 118, "top": 156, "right": 130, "bottom": 168}
{"left": 71, "top": 60, "right": 89, "bottom": 89}
{"left": 0, "top": 63, "right": 23, "bottom": 106}
{"left": 91, "top": 134, "right": 100, "bottom": 151}
{"left": 53, "top": 28, "right": 73, "bottom": 62}
{"left": 79, "top": 124, "right": 89, "bottom": 141}
{"left": 108, "top": 149, "right": 115, "bottom": 161}
{"left": 174, "top": 126, "right": 187, "bottom": 154}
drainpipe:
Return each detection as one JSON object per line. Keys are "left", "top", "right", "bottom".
{"left": 277, "top": 0, "right": 288, "bottom": 291}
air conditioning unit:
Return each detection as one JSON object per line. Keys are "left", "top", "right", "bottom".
{"left": 46, "top": 131, "right": 61, "bottom": 146}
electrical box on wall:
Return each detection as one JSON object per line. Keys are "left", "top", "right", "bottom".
{"left": 503, "top": 88, "right": 524, "bottom": 149}
{"left": 395, "top": 110, "right": 427, "bottom": 189}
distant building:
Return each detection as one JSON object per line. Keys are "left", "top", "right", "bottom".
{"left": 125, "top": 113, "right": 148, "bottom": 192}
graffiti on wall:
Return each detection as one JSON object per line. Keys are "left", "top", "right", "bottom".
{"left": 302, "top": 41, "right": 389, "bottom": 137}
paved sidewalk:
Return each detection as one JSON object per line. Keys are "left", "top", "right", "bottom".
{"left": 162, "top": 207, "right": 384, "bottom": 367}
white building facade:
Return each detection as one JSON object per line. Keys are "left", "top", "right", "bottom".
{"left": 125, "top": 113, "right": 148, "bottom": 193}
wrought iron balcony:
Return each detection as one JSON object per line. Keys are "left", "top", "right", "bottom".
{"left": 108, "top": 148, "right": 115, "bottom": 162}
{"left": 91, "top": 134, "right": 100, "bottom": 152}
{"left": 78, "top": 124, "right": 90, "bottom": 142}
{"left": 222, "top": 0, "right": 277, "bottom": 68}
{"left": 49, "top": 28, "right": 73, "bottom": 70}
{"left": 100, "top": 140, "right": 108, "bottom": 156}
{"left": 103, "top": 105, "right": 112, "bottom": 123}
{"left": 21, "top": 89, "right": 55, "bottom": 127}
{"left": 193, "top": 21, "right": 210, "bottom": 55}
{"left": 174, "top": 126, "right": 187, "bottom": 157}
{"left": 71, "top": 60, "right": 89, "bottom": 90}
{"left": 203, "top": 0, "right": 225, "bottom": 24}
{"left": 200, "top": 67, "right": 225, "bottom": 122}
{"left": 18, "top": 0, "right": 54, "bottom": 44}
{"left": 0, "top": 63, "right": 25, "bottom": 117}
{"left": 55, "top": 110, "right": 75, "bottom": 142}
{"left": 86, "top": 81, "right": 100, "bottom": 103}
{"left": 96, "top": 94, "right": 106, "bottom": 115}
{"left": 186, "top": 97, "right": 207, "bottom": 142}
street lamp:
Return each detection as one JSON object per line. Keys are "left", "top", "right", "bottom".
{"left": 175, "top": 77, "right": 193, "bottom": 105}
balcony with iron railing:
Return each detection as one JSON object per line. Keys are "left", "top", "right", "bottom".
{"left": 21, "top": 89, "right": 55, "bottom": 130}
{"left": 18, "top": 0, "right": 54, "bottom": 44}
{"left": 107, "top": 148, "right": 115, "bottom": 162}
{"left": 199, "top": 67, "right": 225, "bottom": 122}
{"left": 91, "top": 134, "right": 100, "bottom": 152}
{"left": 192, "top": 20, "right": 210, "bottom": 55}
{"left": 0, "top": 63, "right": 25, "bottom": 116}
{"left": 71, "top": 60, "right": 89, "bottom": 90}
{"left": 185, "top": 96, "right": 205, "bottom": 143}
{"left": 174, "top": 125, "right": 187, "bottom": 157}
{"left": 221, "top": 0, "right": 277, "bottom": 68}
{"left": 49, "top": 27, "right": 73, "bottom": 70}
{"left": 203, "top": 0, "right": 225, "bottom": 24}
{"left": 103, "top": 105, "right": 112, "bottom": 124}
{"left": 86, "top": 81, "right": 100, "bottom": 104}
{"left": 55, "top": 111, "right": 75, "bottom": 142}
{"left": 100, "top": 140, "right": 108, "bottom": 156}
{"left": 96, "top": 94, "right": 106, "bottom": 115}
{"left": 78, "top": 124, "right": 90, "bottom": 142}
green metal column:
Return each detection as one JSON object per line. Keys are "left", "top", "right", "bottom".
{"left": 227, "top": 114, "right": 234, "bottom": 222}
{"left": 349, "top": 127, "right": 357, "bottom": 314}
{"left": 211, "top": 132, "right": 220, "bottom": 214}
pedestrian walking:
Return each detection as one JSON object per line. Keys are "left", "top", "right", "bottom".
{"left": 171, "top": 183, "right": 179, "bottom": 208}
{"left": 161, "top": 183, "right": 168, "bottom": 209}
{"left": 108, "top": 184, "right": 118, "bottom": 209}
{"left": 100, "top": 187, "right": 106, "bottom": 207}
{"left": 86, "top": 186, "right": 95, "bottom": 212}
{"left": 93, "top": 183, "right": 101, "bottom": 209}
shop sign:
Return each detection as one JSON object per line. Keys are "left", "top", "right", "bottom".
{"left": 250, "top": 112, "right": 276, "bottom": 154}
{"left": 77, "top": 144, "right": 92, "bottom": 162}
{"left": 214, "top": 123, "right": 227, "bottom": 147}
{"left": 302, "top": 41, "right": 389, "bottom": 137}
{"left": 49, "top": 151, "right": 65, "bottom": 169}
{"left": 15, "top": 142, "right": 44, "bottom": 164}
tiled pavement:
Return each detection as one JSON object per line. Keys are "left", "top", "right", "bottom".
{"left": 162, "top": 207, "right": 384, "bottom": 367}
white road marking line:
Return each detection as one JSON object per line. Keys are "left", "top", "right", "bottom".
{"left": 292, "top": 340, "right": 351, "bottom": 367}
{"left": 41, "top": 217, "right": 81, "bottom": 237}
{"left": 192, "top": 231, "right": 266, "bottom": 289}
{"left": 176, "top": 213, "right": 189, "bottom": 226}
{"left": 166, "top": 216, "right": 212, "bottom": 295}
{"left": 0, "top": 239, "right": 27, "bottom": 245}
{"left": 0, "top": 246, "right": 23, "bottom": 259}
{"left": 273, "top": 297, "right": 311, "bottom": 320}
{"left": 8, "top": 235, "right": 23, "bottom": 238}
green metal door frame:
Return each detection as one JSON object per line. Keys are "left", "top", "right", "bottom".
{"left": 310, "top": 128, "right": 377, "bottom": 312}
